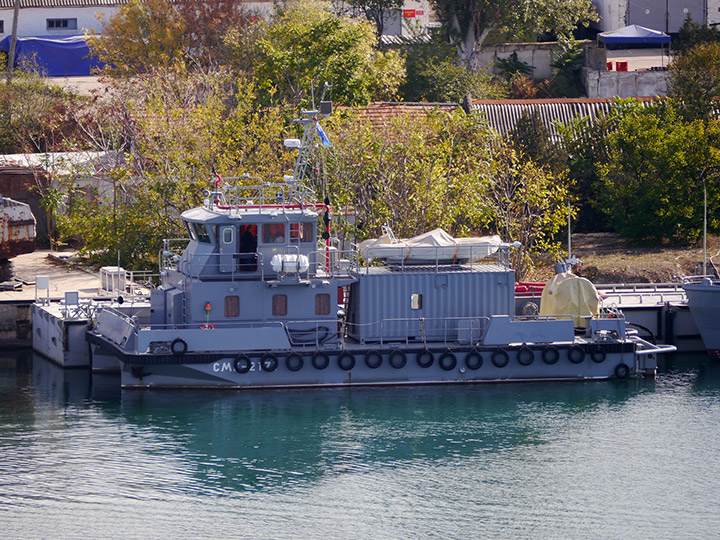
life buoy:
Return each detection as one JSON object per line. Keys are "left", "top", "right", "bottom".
{"left": 234, "top": 354, "right": 251, "bottom": 374}
{"left": 365, "top": 350, "right": 382, "bottom": 369}
{"left": 312, "top": 351, "right": 330, "bottom": 370}
{"left": 286, "top": 353, "right": 303, "bottom": 372}
{"left": 464, "top": 350, "right": 483, "bottom": 370}
{"left": 171, "top": 338, "right": 187, "bottom": 355}
{"left": 338, "top": 352, "right": 355, "bottom": 371}
{"left": 416, "top": 350, "right": 434, "bottom": 368}
{"left": 517, "top": 345, "right": 534, "bottom": 366}
{"left": 389, "top": 350, "right": 407, "bottom": 369}
{"left": 591, "top": 349, "right": 606, "bottom": 363}
{"left": 492, "top": 348, "right": 509, "bottom": 368}
{"left": 615, "top": 363, "right": 630, "bottom": 379}
{"left": 542, "top": 346, "right": 560, "bottom": 365}
{"left": 568, "top": 345, "right": 585, "bottom": 364}
{"left": 438, "top": 351, "right": 457, "bottom": 371}
{"left": 261, "top": 352, "right": 278, "bottom": 372}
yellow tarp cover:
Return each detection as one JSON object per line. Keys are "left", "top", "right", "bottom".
{"left": 539, "top": 272, "right": 600, "bottom": 327}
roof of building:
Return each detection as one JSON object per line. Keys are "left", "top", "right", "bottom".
{"left": 345, "top": 102, "right": 459, "bottom": 128}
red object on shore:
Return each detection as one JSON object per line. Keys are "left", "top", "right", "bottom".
{"left": 606, "top": 62, "right": 613, "bottom": 70}
{"left": 515, "top": 282, "right": 546, "bottom": 295}
{"left": 616, "top": 61, "right": 628, "bottom": 71}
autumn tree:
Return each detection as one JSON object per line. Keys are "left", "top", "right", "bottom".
{"left": 668, "top": 42, "right": 720, "bottom": 121}
{"left": 431, "top": 0, "right": 598, "bottom": 67}
{"left": 252, "top": 1, "right": 405, "bottom": 106}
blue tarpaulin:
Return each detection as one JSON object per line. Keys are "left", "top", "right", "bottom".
{"left": 598, "top": 25, "right": 671, "bottom": 45}
{"left": 0, "top": 35, "right": 103, "bottom": 76}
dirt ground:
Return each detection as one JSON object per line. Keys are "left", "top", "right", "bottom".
{"left": 525, "top": 233, "right": 720, "bottom": 284}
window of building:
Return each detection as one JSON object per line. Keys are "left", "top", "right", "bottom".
{"left": 224, "top": 295, "right": 239, "bottom": 318}
{"left": 315, "top": 293, "right": 330, "bottom": 315}
{"left": 290, "top": 222, "right": 314, "bottom": 243}
{"left": 262, "top": 223, "right": 286, "bottom": 244}
{"left": 0, "top": 21, "right": 4, "bottom": 33}
{"left": 47, "top": 18, "right": 77, "bottom": 30}
{"left": 272, "top": 294, "right": 287, "bottom": 316}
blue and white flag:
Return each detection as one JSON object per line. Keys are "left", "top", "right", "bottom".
{"left": 316, "top": 122, "right": 331, "bottom": 146}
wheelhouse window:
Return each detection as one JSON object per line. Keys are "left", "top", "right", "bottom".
{"left": 272, "top": 294, "right": 287, "bottom": 316}
{"left": 47, "top": 18, "right": 77, "bottom": 30}
{"left": 222, "top": 226, "right": 234, "bottom": 244}
{"left": 290, "top": 222, "right": 314, "bottom": 243}
{"left": 194, "top": 223, "right": 211, "bottom": 243}
{"left": 185, "top": 221, "right": 197, "bottom": 241}
{"left": 0, "top": 21, "right": 4, "bottom": 33}
{"left": 262, "top": 223, "right": 286, "bottom": 244}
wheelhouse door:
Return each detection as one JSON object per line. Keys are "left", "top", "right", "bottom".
{"left": 219, "top": 225, "right": 236, "bottom": 273}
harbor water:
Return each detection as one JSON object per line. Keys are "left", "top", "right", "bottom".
{"left": 2, "top": 351, "right": 720, "bottom": 539}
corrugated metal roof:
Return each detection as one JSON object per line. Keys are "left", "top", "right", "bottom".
{"left": 470, "top": 97, "right": 657, "bottom": 139}
{"left": 0, "top": 0, "right": 129, "bottom": 8}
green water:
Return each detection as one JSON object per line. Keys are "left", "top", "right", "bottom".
{"left": 2, "top": 351, "right": 720, "bottom": 539}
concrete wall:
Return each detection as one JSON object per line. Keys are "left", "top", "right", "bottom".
{"left": 0, "top": 6, "right": 118, "bottom": 38}
{"left": 584, "top": 67, "right": 668, "bottom": 98}
{"left": 710, "top": 0, "right": 720, "bottom": 25}
{"left": 475, "top": 42, "right": 594, "bottom": 81}
{"left": 0, "top": 300, "right": 32, "bottom": 347}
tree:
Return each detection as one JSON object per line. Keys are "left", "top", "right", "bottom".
{"left": 668, "top": 42, "right": 720, "bottom": 121}
{"left": 431, "top": 0, "right": 598, "bottom": 67}
{"left": 346, "top": 0, "right": 403, "bottom": 36}
{"left": 253, "top": 1, "right": 405, "bottom": 106}
{"left": 509, "top": 110, "right": 567, "bottom": 175}
{"left": 597, "top": 103, "right": 720, "bottom": 244}
{"left": 398, "top": 36, "right": 506, "bottom": 102}
{"left": 86, "top": 0, "right": 255, "bottom": 77}
{"left": 676, "top": 15, "right": 720, "bottom": 56}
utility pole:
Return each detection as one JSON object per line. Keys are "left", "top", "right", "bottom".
{"left": 6, "top": 0, "right": 20, "bottom": 84}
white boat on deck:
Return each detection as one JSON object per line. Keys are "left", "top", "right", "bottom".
{"left": 683, "top": 276, "right": 720, "bottom": 359}
{"left": 358, "top": 227, "right": 502, "bottom": 265}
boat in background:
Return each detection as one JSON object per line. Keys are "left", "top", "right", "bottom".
{"left": 683, "top": 276, "right": 720, "bottom": 359}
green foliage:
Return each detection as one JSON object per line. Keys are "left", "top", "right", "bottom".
{"left": 324, "top": 108, "right": 569, "bottom": 278}
{"left": 398, "top": 37, "right": 506, "bottom": 102}
{"left": 547, "top": 35, "right": 585, "bottom": 98}
{"left": 596, "top": 103, "right": 720, "bottom": 244}
{"left": 496, "top": 52, "right": 534, "bottom": 80}
{"left": 0, "top": 71, "right": 81, "bottom": 153}
{"left": 668, "top": 41, "right": 720, "bottom": 121}
{"left": 431, "top": 0, "right": 598, "bottom": 67}
{"left": 676, "top": 15, "right": 720, "bottom": 56}
{"left": 253, "top": 1, "right": 404, "bottom": 106}
{"left": 509, "top": 110, "right": 568, "bottom": 175}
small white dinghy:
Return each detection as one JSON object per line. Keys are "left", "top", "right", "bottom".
{"left": 358, "top": 227, "right": 502, "bottom": 265}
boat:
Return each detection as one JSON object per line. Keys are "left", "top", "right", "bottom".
{"left": 683, "top": 276, "right": 720, "bottom": 359}
{"left": 83, "top": 99, "right": 676, "bottom": 389}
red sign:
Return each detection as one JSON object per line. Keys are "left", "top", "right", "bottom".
{"left": 416, "top": 10, "right": 424, "bottom": 15}
{"left": 403, "top": 9, "right": 416, "bottom": 18}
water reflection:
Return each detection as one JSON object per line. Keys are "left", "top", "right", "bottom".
{"left": 3, "top": 352, "right": 720, "bottom": 540}
{"left": 22, "top": 353, "right": 656, "bottom": 495}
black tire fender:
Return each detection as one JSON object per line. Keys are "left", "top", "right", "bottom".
{"left": 517, "top": 345, "right": 534, "bottom": 366}
{"left": 365, "top": 350, "right": 382, "bottom": 369}
{"left": 568, "top": 345, "right": 585, "bottom": 364}
{"left": 492, "top": 348, "right": 509, "bottom": 368}
{"left": 464, "top": 349, "right": 483, "bottom": 370}
{"left": 234, "top": 354, "right": 251, "bottom": 374}
{"left": 542, "top": 345, "right": 560, "bottom": 365}
{"left": 285, "top": 353, "right": 303, "bottom": 372}
{"left": 312, "top": 351, "right": 330, "bottom": 370}
{"left": 261, "top": 352, "right": 278, "bottom": 372}
{"left": 438, "top": 351, "right": 457, "bottom": 371}
{"left": 170, "top": 337, "right": 187, "bottom": 355}
{"left": 615, "top": 363, "right": 631, "bottom": 379}
{"left": 416, "top": 350, "right": 434, "bottom": 368}
{"left": 338, "top": 352, "right": 355, "bottom": 371}
{"left": 389, "top": 349, "right": 407, "bottom": 369}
